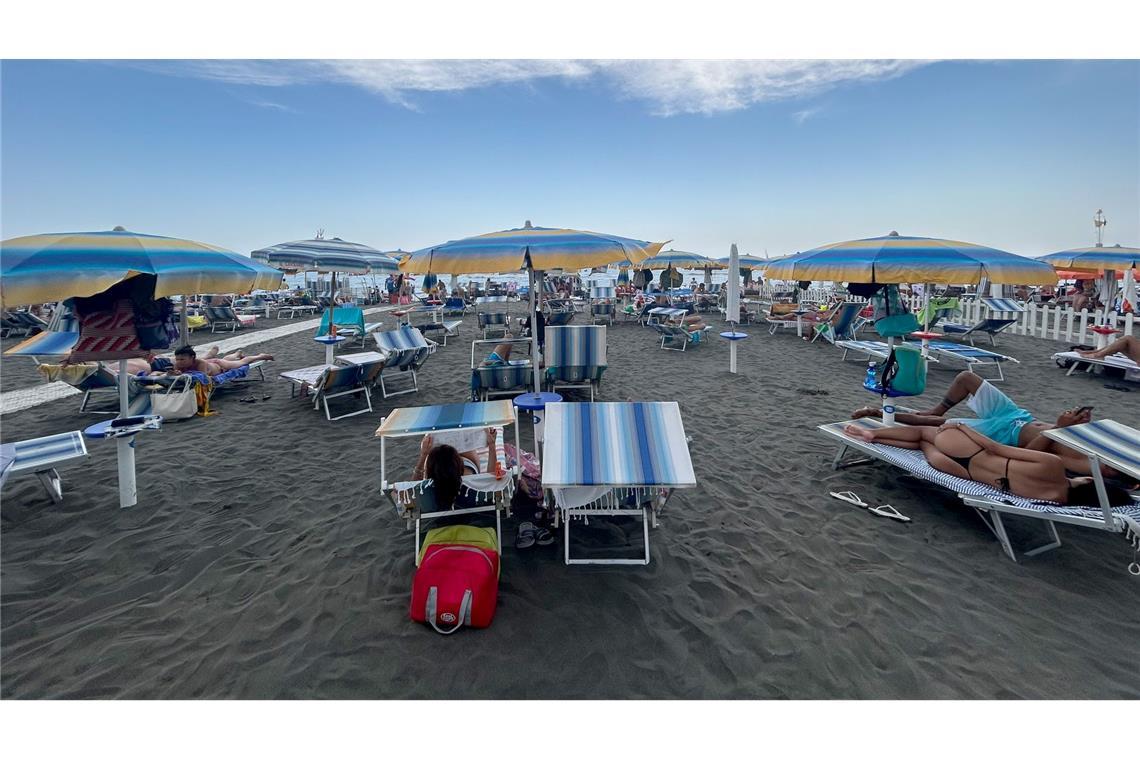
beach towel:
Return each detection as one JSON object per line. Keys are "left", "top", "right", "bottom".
{"left": 37, "top": 363, "right": 99, "bottom": 385}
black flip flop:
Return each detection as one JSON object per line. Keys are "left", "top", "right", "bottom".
{"left": 239, "top": 395, "right": 257, "bottom": 403}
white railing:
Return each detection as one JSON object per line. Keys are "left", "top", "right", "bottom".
{"left": 754, "top": 282, "right": 1135, "bottom": 344}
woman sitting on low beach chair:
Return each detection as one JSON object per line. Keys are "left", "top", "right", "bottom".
{"left": 844, "top": 421, "right": 1133, "bottom": 506}
{"left": 412, "top": 428, "right": 500, "bottom": 508}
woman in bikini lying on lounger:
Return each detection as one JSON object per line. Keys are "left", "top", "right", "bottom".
{"left": 844, "top": 421, "right": 1133, "bottom": 506}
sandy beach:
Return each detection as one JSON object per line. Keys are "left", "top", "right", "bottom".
{"left": 2, "top": 306, "right": 1138, "bottom": 699}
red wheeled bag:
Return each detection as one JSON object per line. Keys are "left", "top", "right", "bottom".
{"left": 410, "top": 544, "right": 499, "bottom": 634}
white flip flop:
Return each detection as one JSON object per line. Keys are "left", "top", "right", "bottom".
{"left": 869, "top": 504, "right": 911, "bottom": 523}
{"left": 830, "top": 491, "right": 870, "bottom": 508}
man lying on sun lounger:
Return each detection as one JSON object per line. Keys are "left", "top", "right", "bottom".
{"left": 1079, "top": 335, "right": 1140, "bottom": 364}
{"left": 852, "top": 369, "right": 1132, "bottom": 483}
{"left": 169, "top": 345, "right": 273, "bottom": 377}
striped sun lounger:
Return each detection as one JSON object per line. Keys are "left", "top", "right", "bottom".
{"left": 476, "top": 296, "right": 511, "bottom": 339}
{"left": 2, "top": 430, "right": 89, "bottom": 503}
{"left": 470, "top": 337, "right": 534, "bottom": 400}
{"left": 941, "top": 298, "right": 1024, "bottom": 346}
{"left": 919, "top": 340, "right": 1019, "bottom": 381}
{"left": 544, "top": 325, "right": 607, "bottom": 400}
{"left": 372, "top": 325, "right": 436, "bottom": 398}
{"left": 821, "top": 417, "right": 1140, "bottom": 563}
{"left": 280, "top": 361, "right": 384, "bottom": 421}
{"left": 375, "top": 400, "right": 520, "bottom": 563}
{"left": 836, "top": 339, "right": 893, "bottom": 362}
{"left": 542, "top": 401, "right": 697, "bottom": 565}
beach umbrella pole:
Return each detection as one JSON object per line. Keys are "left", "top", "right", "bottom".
{"left": 117, "top": 358, "right": 138, "bottom": 508}
{"left": 529, "top": 267, "right": 541, "bottom": 394}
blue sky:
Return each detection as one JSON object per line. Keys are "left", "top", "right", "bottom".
{"left": 2, "top": 59, "right": 1137, "bottom": 260}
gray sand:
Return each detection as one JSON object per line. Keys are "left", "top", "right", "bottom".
{"left": 2, "top": 308, "right": 1139, "bottom": 698}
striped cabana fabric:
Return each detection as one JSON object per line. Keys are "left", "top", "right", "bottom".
{"left": 542, "top": 401, "right": 696, "bottom": 488}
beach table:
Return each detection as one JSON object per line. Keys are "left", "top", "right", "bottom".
{"left": 376, "top": 400, "right": 520, "bottom": 563}
{"left": 313, "top": 334, "right": 348, "bottom": 364}
{"left": 542, "top": 401, "right": 696, "bottom": 565}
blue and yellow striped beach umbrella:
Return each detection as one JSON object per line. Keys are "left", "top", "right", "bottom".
{"left": 1037, "top": 244, "right": 1140, "bottom": 273}
{"left": 1, "top": 227, "right": 283, "bottom": 307}
{"left": 399, "top": 221, "right": 665, "bottom": 275}
{"left": 763, "top": 231, "right": 1056, "bottom": 285}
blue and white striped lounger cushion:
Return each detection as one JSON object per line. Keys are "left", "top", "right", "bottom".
{"left": 821, "top": 420, "right": 1140, "bottom": 521}
{"left": 836, "top": 339, "right": 892, "bottom": 359}
{"left": 918, "top": 340, "right": 1015, "bottom": 363}
{"left": 8, "top": 431, "right": 88, "bottom": 476}
{"left": 374, "top": 326, "right": 433, "bottom": 370}
{"left": 981, "top": 298, "right": 1026, "bottom": 314}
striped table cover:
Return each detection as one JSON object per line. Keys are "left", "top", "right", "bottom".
{"left": 542, "top": 401, "right": 695, "bottom": 487}
{"left": 1042, "top": 420, "right": 1140, "bottom": 481}
{"left": 648, "top": 307, "right": 688, "bottom": 321}
{"left": 375, "top": 400, "right": 516, "bottom": 438}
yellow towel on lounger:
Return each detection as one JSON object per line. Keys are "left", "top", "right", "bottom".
{"left": 187, "top": 315, "right": 208, "bottom": 331}
{"left": 37, "top": 363, "right": 98, "bottom": 385}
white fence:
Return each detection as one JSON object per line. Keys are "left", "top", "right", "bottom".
{"left": 753, "top": 282, "right": 1135, "bottom": 344}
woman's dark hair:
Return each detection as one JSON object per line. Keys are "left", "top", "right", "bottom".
{"left": 1067, "top": 480, "right": 1134, "bottom": 507}
{"left": 174, "top": 345, "right": 196, "bottom": 359}
{"left": 426, "top": 444, "right": 463, "bottom": 508}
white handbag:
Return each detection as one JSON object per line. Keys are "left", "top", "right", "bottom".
{"left": 149, "top": 376, "right": 198, "bottom": 420}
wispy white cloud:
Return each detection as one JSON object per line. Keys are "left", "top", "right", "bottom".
{"left": 246, "top": 99, "right": 296, "bottom": 113}
{"left": 122, "top": 59, "right": 931, "bottom": 116}
{"left": 791, "top": 105, "right": 823, "bottom": 124}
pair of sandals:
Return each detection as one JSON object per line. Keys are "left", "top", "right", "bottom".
{"left": 239, "top": 394, "right": 272, "bottom": 404}
{"left": 516, "top": 521, "right": 554, "bottom": 549}
{"left": 830, "top": 491, "right": 911, "bottom": 523}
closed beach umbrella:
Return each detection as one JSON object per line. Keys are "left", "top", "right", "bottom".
{"left": 1, "top": 226, "right": 283, "bottom": 509}
{"left": 764, "top": 231, "right": 1056, "bottom": 286}
{"left": 726, "top": 244, "right": 741, "bottom": 325}
{"left": 401, "top": 221, "right": 665, "bottom": 393}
